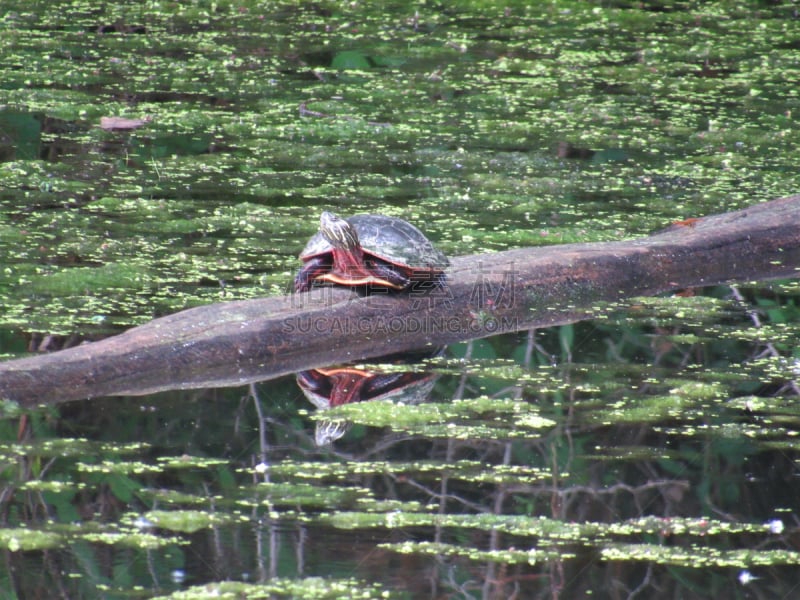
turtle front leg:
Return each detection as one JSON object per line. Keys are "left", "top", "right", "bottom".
{"left": 294, "top": 256, "right": 331, "bottom": 292}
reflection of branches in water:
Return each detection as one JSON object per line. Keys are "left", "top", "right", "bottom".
{"left": 240, "top": 315, "right": 800, "bottom": 598}
{"left": 625, "top": 564, "right": 655, "bottom": 600}
{"left": 249, "top": 383, "right": 270, "bottom": 478}
{"left": 505, "top": 479, "right": 690, "bottom": 519}
{"left": 399, "top": 472, "right": 487, "bottom": 514}
{"left": 482, "top": 441, "right": 514, "bottom": 599}
{"left": 248, "top": 383, "right": 313, "bottom": 581}
{"left": 242, "top": 398, "right": 791, "bottom": 599}
{"left": 729, "top": 285, "right": 800, "bottom": 396}
{"left": 433, "top": 335, "right": 566, "bottom": 599}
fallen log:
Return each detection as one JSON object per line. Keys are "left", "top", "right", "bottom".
{"left": 1, "top": 194, "right": 799, "bottom": 407}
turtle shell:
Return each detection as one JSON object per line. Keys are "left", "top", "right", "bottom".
{"left": 300, "top": 214, "right": 449, "bottom": 271}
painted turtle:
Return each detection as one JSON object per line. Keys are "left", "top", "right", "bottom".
{"left": 294, "top": 211, "right": 449, "bottom": 292}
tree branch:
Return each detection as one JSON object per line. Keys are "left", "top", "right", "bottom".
{"left": 1, "top": 194, "right": 799, "bottom": 406}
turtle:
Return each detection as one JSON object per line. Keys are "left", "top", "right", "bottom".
{"left": 294, "top": 211, "right": 449, "bottom": 292}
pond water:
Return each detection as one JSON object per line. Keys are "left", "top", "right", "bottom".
{"left": 1, "top": 1, "right": 800, "bottom": 598}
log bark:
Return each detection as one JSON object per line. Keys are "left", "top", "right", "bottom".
{"left": 1, "top": 194, "right": 799, "bottom": 406}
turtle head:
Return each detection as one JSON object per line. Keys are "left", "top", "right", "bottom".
{"left": 319, "top": 211, "right": 360, "bottom": 251}
{"left": 315, "top": 419, "right": 351, "bottom": 446}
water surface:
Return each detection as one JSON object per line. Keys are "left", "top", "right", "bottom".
{"left": 1, "top": 2, "right": 799, "bottom": 598}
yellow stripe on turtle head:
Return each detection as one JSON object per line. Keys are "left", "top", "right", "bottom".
{"left": 320, "top": 211, "right": 360, "bottom": 250}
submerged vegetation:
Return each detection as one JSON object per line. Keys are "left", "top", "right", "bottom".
{"left": 0, "top": 0, "right": 799, "bottom": 598}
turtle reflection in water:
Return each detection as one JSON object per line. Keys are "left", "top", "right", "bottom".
{"left": 297, "top": 349, "right": 444, "bottom": 445}
{"left": 294, "top": 211, "right": 449, "bottom": 292}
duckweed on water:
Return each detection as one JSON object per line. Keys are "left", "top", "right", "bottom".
{"left": 23, "top": 263, "right": 156, "bottom": 296}
{"left": 615, "top": 295, "right": 739, "bottom": 327}
{"left": 20, "top": 479, "right": 86, "bottom": 493}
{"left": 72, "top": 453, "right": 230, "bottom": 476}
{"left": 354, "top": 498, "right": 426, "bottom": 514}
{"left": 250, "top": 481, "right": 370, "bottom": 509}
{"left": 325, "top": 512, "right": 781, "bottom": 539}
{"left": 655, "top": 421, "right": 798, "bottom": 441}
{"left": 1, "top": 2, "right": 799, "bottom": 597}
{"left": 601, "top": 544, "right": 800, "bottom": 568}
{"left": 144, "top": 509, "right": 229, "bottom": 534}
{"left": 727, "top": 395, "right": 789, "bottom": 412}
{"left": 316, "top": 396, "right": 556, "bottom": 434}
{"left": 587, "top": 379, "right": 729, "bottom": 426}
{"left": 155, "top": 455, "right": 230, "bottom": 469}
{"left": 150, "top": 578, "right": 398, "bottom": 600}
{"left": 401, "top": 356, "right": 552, "bottom": 383}
{"left": 1, "top": 1, "right": 797, "bottom": 335}
{"left": 721, "top": 323, "right": 800, "bottom": 346}
{"left": 403, "top": 421, "right": 549, "bottom": 440}
{"left": 333, "top": 512, "right": 800, "bottom": 568}
{"left": 588, "top": 393, "right": 714, "bottom": 426}
{"left": 0, "top": 438, "right": 148, "bottom": 459}
{"left": 383, "top": 540, "right": 565, "bottom": 565}
{"left": 82, "top": 530, "right": 184, "bottom": 550}
{"left": 77, "top": 459, "right": 163, "bottom": 476}
{"left": 0, "top": 527, "right": 62, "bottom": 551}
{"left": 139, "top": 488, "right": 213, "bottom": 506}
{"left": 267, "top": 458, "right": 551, "bottom": 486}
